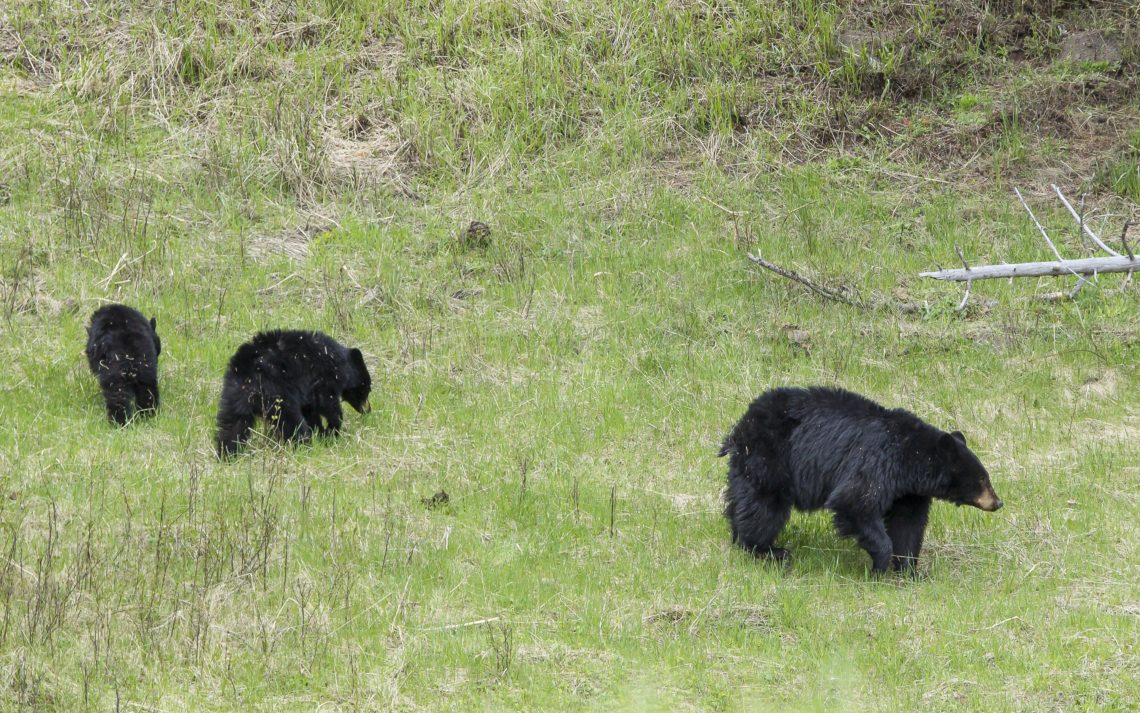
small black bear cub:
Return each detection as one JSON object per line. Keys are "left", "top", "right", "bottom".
{"left": 720, "top": 386, "right": 1002, "bottom": 573}
{"left": 215, "top": 330, "right": 371, "bottom": 457}
{"left": 85, "top": 304, "right": 162, "bottom": 425}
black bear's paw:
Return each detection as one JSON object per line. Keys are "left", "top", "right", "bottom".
{"left": 891, "top": 556, "right": 926, "bottom": 579}
{"left": 752, "top": 546, "right": 790, "bottom": 562}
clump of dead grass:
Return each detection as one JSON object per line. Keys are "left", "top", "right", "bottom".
{"left": 322, "top": 105, "right": 416, "bottom": 193}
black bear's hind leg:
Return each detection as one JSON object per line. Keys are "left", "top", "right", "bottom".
{"left": 728, "top": 486, "right": 792, "bottom": 561}
{"left": 216, "top": 414, "right": 255, "bottom": 458}
{"left": 885, "top": 495, "right": 932, "bottom": 574}
{"left": 135, "top": 380, "right": 159, "bottom": 415}
{"left": 833, "top": 510, "right": 893, "bottom": 573}
{"left": 102, "top": 382, "right": 133, "bottom": 425}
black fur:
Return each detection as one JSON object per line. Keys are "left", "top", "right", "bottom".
{"left": 720, "top": 386, "right": 1002, "bottom": 573}
{"left": 215, "top": 330, "right": 372, "bottom": 457}
{"left": 85, "top": 304, "right": 161, "bottom": 425}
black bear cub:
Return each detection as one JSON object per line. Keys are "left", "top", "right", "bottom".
{"left": 215, "top": 330, "right": 371, "bottom": 457}
{"left": 85, "top": 304, "right": 162, "bottom": 424}
{"left": 720, "top": 386, "right": 1002, "bottom": 573}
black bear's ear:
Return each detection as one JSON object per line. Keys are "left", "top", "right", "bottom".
{"left": 349, "top": 348, "right": 366, "bottom": 370}
{"left": 150, "top": 317, "right": 157, "bottom": 331}
{"left": 950, "top": 430, "right": 966, "bottom": 446}
{"left": 939, "top": 433, "right": 960, "bottom": 452}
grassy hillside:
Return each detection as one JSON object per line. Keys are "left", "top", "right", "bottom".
{"left": 1, "top": 0, "right": 1137, "bottom": 710}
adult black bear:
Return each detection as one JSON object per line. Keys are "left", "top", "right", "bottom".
{"left": 215, "top": 330, "right": 371, "bottom": 457}
{"left": 719, "top": 386, "right": 1002, "bottom": 573}
{"left": 85, "top": 304, "right": 161, "bottom": 425}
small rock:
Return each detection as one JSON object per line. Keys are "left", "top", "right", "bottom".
{"left": 1059, "top": 30, "right": 1122, "bottom": 64}
{"left": 781, "top": 324, "right": 811, "bottom": 353}
{"left": 459, "top": 221, "right": 491, "bottom": 249}
{"left": 451, "top": 287, "right": 483, "bottom": 301}
{"left": 422, "top": 490, "right": 450, "bottom": 509}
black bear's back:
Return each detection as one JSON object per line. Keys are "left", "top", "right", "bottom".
{"left": 86, "top": 304, "right": 159, "bottom": 369}
{"left": 786, "top": 392, "right": 888, "bottom": 508}
{"left": 226, "top": 330, "right": 346, "bottom": 385}
{"left": 723, "top": 386, "right": 930, "bottom": 511}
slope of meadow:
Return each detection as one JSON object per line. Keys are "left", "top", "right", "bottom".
{"left": 0, "top": 1, "right": 1137, "bottom": 710}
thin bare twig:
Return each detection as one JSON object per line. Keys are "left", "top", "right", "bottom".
{"left": 1014, "top": 188, "right": 1086, "bottom": 289}
{"left": 701, "top": 195, "right": 744, "bottom": 216}
{"left": 954, "top": 243, "right": 970, "bottom": 271}
{"left": 1051, "top": 184, "right": 1121, "bottom": 257}
{"left": 747, "top": 254, "right": 863, "bottom": 307}
{"left": 425, "top": 616, "right": 502, "bottom": 632}
{"left": 957, "top": 280, "right": 972, "bottom": 312}
{"left": 1014, "top": 188, "right": 1064, "bottom": 262}
{"left": 1120, "top": 219, "right": 1135, "bottom": 261}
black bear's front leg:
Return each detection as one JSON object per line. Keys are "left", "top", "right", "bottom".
{"left": 319, "top": 397, "right": 343, "bottom": 436}
{"left": 303, "top": 393, "right": 343, "bottom": 437}
{"left": 885, "top": 495, "right": 932, "bottom": 573}
{"left": 833, "top": 510, "right": 893, "bottom": 573}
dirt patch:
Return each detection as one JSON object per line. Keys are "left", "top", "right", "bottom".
{"left": 0, "top": 265, "right": 79, "bottom": 318}
{"left": 0, "top": 74, "right": 45, "bottom": 96}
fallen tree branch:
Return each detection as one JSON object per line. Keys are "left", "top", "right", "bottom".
{"left": 747, "top": 254, "right": 863, "bottom": 306}
{"left": 923, "top": 188, "right": 1137, "bottom": 306}
{"left": 921, "top": 255, "right": 1138, "bottom": 282}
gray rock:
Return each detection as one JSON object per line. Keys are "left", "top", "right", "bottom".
{"left": 1059, "top": 30, "right": 1122, "bottom": 64}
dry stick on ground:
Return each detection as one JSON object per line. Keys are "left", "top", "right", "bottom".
{"left": 921, "top": 189, "right": 1139, "bottom": 304}
{"left": 746, "top": 254, "right": 864, "bottom": 307}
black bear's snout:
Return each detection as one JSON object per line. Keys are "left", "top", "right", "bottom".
{"left": 972, "top": 485, "right": 1003, "bottom": 512}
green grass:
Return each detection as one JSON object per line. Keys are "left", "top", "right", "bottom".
{"left": 1, "top": 0, "right": 1138, "bottom": 710}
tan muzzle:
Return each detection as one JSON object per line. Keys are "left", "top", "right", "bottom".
{"left": 973, "top": 485, "right": 1003, "bottom": 512}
